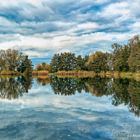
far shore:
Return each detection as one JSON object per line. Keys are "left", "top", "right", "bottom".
{"left": 32, "top": 70, "right": 140, "bottom": 81}
{"left": 0, "top": 70, "right": 140, "bottom": 81}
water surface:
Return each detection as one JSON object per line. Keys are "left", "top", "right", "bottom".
{"left": 0, "top": 76, "right": 140, "bottom": 140}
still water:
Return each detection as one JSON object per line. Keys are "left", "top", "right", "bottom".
{"left": 0, "top": 76, "right": 140, "bottom": 140}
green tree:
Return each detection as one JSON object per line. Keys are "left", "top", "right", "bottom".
{"left": 128, "top": 35, "right": 140, "bottom": 72}
{"left": 17, "top": 55, "right": 32, "bottom": 75}
{"left": 85, "top": 51, "right": 109, "bottom": 72}
{"left": 112, "top": 43, "right": 130, "bottom": 71}
{"left": 0, "top": 49, "right": 32, "bottom": 75}
{"left": 76, "top": 55, "right": 89, "bottom": 70}
{"left": 50, "top": 54, "right": 61, "bottom": 72}
{"left": 50, "top": 53, "right": 78, "bottom": 72}
{"left": 0, "top": 49, "right": 20, "bottom": 71}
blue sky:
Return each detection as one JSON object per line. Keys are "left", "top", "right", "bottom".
{"left": 0, "top": 0, "right": 140, "bottom": 64}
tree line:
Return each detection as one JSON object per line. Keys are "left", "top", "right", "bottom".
{"left": 42, "top": 35, "right": 139, "bottom": 73}
{"left": 0, "top": 35, "right": 139, "bottom": 74}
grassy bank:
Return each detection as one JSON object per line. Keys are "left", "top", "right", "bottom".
{"left": 54, "top": 71, "right": 140, "bottom": 80}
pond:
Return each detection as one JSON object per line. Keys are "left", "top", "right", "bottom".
{"left": 0, "top": 76, "right": 140, "bottom": 140}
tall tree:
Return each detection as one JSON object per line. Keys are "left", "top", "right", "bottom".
{"left": 50, "top": 53, "right": 78, "bottom": 72}
{"left": 0, "top": 49, "right": 32, "bottom": 75}
{"left": 17, "top": 55, "right": 32, "bottom": 75}
{"left": 85, "top": 51, "right": 109, "bottom": 72}
{"left": 128, "top": 35, "right": 140, "bottom": 72}
{"left": 112, "top": 43, "right": 130, "bottom": 71}
{"left": 76, "top": 55, "right": 88, "bottom": 70}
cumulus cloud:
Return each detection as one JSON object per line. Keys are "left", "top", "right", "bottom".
{"left": 97, "top": 2, "right": 130, "bottom": 19}
{"left": 0, "top": 0, "right": 139, "bottom": 62}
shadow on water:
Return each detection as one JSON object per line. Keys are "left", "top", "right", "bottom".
{"left": 0, "top": 75, "right": 140, "bottom": 117}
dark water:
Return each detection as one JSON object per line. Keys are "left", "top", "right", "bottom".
{"left": 0, "top": 76, "right": 140, "bottom": 140}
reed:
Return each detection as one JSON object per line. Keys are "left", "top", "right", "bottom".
{"left": 55, "top": 71, "right": 140, "bottom": 80}
{"left": 56, "top": 70, "right": 97, "bottom": 78}
{"left": 32, "top": 70, "right": 49, "bottom": 76}
{"left": 0, "top": 70, "right": 21, "bottom": 76}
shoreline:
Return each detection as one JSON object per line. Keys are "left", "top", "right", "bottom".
{"left": 0, "top": 70, "right": 140, "bottom": 81}
{"left": 32, "top": 70, "right": 140, "bottom": 81}
{"left": 55, "top": 71, "right": 140, "bottom": 80}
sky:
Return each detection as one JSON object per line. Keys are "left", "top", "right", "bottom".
{"left": 0, "top": 0, "right": 140, "bottom": 64}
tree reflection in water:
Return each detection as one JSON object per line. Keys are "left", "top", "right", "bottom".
{"left": 50, "top": 76, "right": 87, "bottom": 95}
{"left": 0, "top": 75, "right": 140, "bottom": 117}
{"left": 0, "top": 76, "right": 32, "bottom": 99}
{"left": 49, "top": 76, "right": 140, "bottom": 117}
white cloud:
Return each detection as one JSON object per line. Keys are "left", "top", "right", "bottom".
{"left": 76, "top": 22, "right": 99, "bottom": 30}
{"left": 132, "top": 22, "right": 140, "bottom": 29}
{"left": 97, "top": 2, "right": 130, "bottom": 19}
{"left": 129, "top": 21, "right": 140, "bottom": 34}
{"left": 0, "top": 31, "right": 135, "bottom": 58}
{"left": 0, "top": 0, "right": 44, "bottom": 7}
{"left": 96, "top": 0, "right": 140, "bottom": 22}
{"left": 128, "top": 0, "right": 140, "bottom": 16}
{"left": 0, "top": 0, "right": 139, "bottom": 58}
{"left": 0, "top": 16, "right": 16, "bottom": 26}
